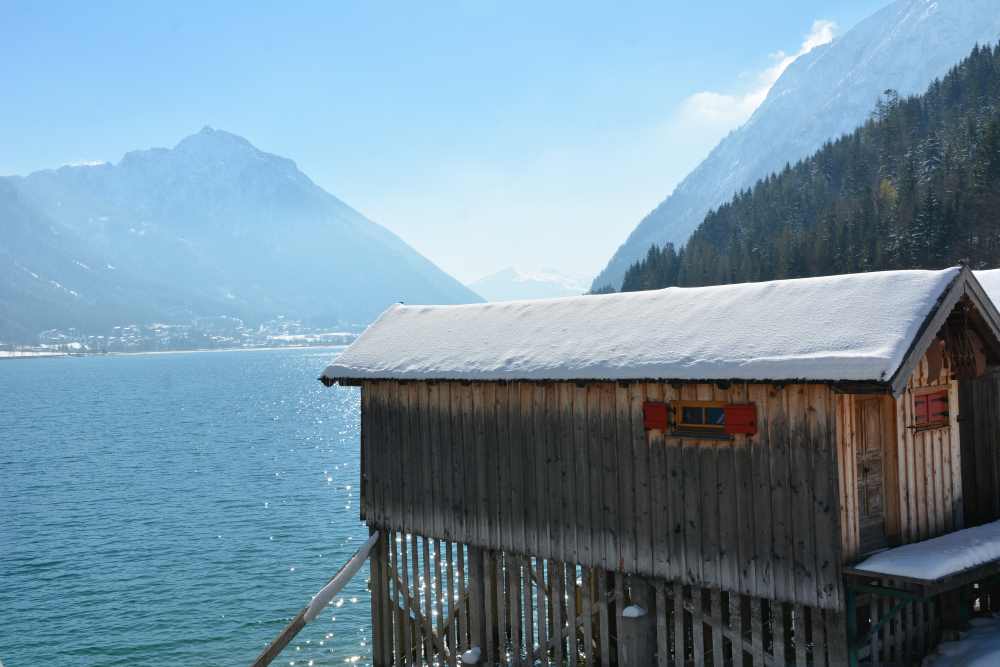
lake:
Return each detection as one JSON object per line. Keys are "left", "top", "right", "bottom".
{"left": 1, "top": 348, "right": 371, "bottom": 666}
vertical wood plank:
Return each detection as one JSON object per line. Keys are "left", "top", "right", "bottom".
{"left": 632, "top": 383, "right": 654, "bottom": 577}
{"left": 458, "top": 542, "right": 469, "bottom": 650}
{"left": 583, "top": 567, "right": 594, "bottom": 666}
{"left": 666, "top": 386, "right": 687, "bottom": 584}
{"left": 710, "top": 589, "right": 723, "bottom": 666}
{"left": 601, "top": 384, "right": 619, "bottom": 570}
{"left": 588, "top": 386, "right": 606, "bottom": 572}
{"left": 574, "top": 384, "right": 592, "bottom": 568}
{"left": 560, "top": 383, "right": 577, "bottom": 565}
{"left": 614, "top": 571, "right": 625, "bottom": 665}
{"left": 509, "top": 553, "right": 522, "bottom": 665}
{"left": 655, "top": 580, "right": 668, "bottom": 667}
{"left": 484, "top": 549, "right": 495, "bottom": 663}
{"left": 544, "top": 384, "right": 561, "bottom": 563}
{"left": 509, "top": 383, "right": 526, "bottom": 555}
{"left": 480, "top": 383, "right": 497, "bottom": 549}
{"left": 418, "top": 384, "right": 434, "bottom": 537}
{"left": 691, "top": 587, "right": 704, "bottom": 667}
{"left": 648, "top": 383, "right": 672, "bottom": 580}
{"left": 616, "top": 382, "right": 636, "bottom": 573}
{"left": 598, "top": 569, "right": 610, "bottom": 667}
{"left": 450, "top": 383, "right": 466, "bottom": 542}
{"left": 673, "top": 584, "right": 685, "bottom": 667}
{"left": 495, "top": 383, "right": 510, "bottom": 552}
{"left": 770, "top": 385, "right": 794, "bottom": 604}
{"left": 948, "top": 379, "right": 963, "bottom": 530}
{"left": 696, "top": 385, "right": 721, "bottom": 592}
{"left": 748, "top": 384, "right": 773, "bottom": 600}
{"left": 464, "top": 384, "right": 480, "bottom": 545}
{"left": 552, "top": 560, "right": 564, "bottom": 666}
{"left": 681, "top": 385, "right": 704, "bottom": 586}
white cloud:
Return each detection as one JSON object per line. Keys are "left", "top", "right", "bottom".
{"left": 673, "top": 19, "right": 836, "bottom": 137}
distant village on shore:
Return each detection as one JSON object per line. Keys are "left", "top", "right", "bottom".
{"left": 0, "top": 315, "right": 358, "bottom": 358}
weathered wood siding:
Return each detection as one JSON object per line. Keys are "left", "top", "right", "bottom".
{"left": 837, "top": 352, "right": 963, "bottom": 563}
{"left": 959, "top": 370, "right": 1000, "bottom": 527}
{"left": 361, "top": 380, "right": 843, "bottom": 610}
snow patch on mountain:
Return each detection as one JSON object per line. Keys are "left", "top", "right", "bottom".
{"left": 468, "top": 267, "right": 588, "bottom": 302}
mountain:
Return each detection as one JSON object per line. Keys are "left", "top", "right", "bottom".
{"left": 467, "top": 267, "right": 587, "bottom": 302}
{"left": 620, "top": 43, "right": 1000, "bottom": 292}
{"left": 593, "top": 0, "right": 1000, "bottom": 290}
{"left": 1, "top": 127, "right": 480, "bottom": 342}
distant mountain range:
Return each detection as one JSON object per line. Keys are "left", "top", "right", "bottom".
{"left": 592, "top": 0, "right": 1000, "bottom": 290}
{"left": 467, "top": 267, "right": 587, "bottom": 302}
{"left": 0, "top": 127, "right": 480, "bottom": 342}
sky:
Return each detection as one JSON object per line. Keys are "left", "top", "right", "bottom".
{"left": 1, "top": 0, "right": 889, "bottom": 284}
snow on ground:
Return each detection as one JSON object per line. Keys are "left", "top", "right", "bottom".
{"left": 925, "top": 616, "right": 1000, "bottom": 666}
{"left": 855, "top": 520, "right": 1000, "bottom": 580}
{"left": 324, "top": 268, "right": 959, "bottom": 383}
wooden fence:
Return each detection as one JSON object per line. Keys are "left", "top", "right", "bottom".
{"left": 368, "top": 529, "right": 848, "bottom": 666}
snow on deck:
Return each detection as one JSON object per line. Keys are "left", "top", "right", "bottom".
{"left": 854, "top": 519, "right": 1000, "bottom": 581}
{"left": 926, "top": 615, "right": 1000, "bottom": 666}
{"left": 323, "top": 268, "right": 959, "bottom": 383}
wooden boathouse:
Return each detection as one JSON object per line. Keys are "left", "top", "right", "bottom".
{"left": 321, "top": 266, "right": 1000, "bottom": 666}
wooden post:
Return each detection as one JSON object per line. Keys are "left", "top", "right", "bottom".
{"left": 618, "top": 577, "right": 657, "bottom": 666}
{"left": 469, "top": 545, "right": 486, "bottom": 658}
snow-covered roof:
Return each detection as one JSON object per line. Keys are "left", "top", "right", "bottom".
{"left": 854, "top": 519, "right": 1000, "bottom": 581}
{"left": 323, "top": 268, "right": 967, "bottom": 385}
{"left": 975, "top": 269, "right": 1000, "bottom": 307}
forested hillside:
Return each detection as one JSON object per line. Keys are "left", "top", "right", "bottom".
{"left": 621, "top": 43, "right": 1000, "bottom": 292}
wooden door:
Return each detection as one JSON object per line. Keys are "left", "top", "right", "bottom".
{"left": 856, "top": 398, "right": 888, "bottom": 554}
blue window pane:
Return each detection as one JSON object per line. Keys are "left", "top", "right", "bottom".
{"left": 706, "top": 407, "right": 726, "bottom": 425}
{"left": 681, "top": 406, "right": 704, "bottom": 425}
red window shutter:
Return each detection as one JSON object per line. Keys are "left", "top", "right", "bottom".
{"left": 914, "top": 394, "right": 929, "bottom": 425}
{"left": 643, "top": 402, "right": 668, "bottom": 431}
{"left": 927, "top": 390, "right": 949, "bottom": 424}
{"left": 724, "top": 403, "right": 757, "bottom": 435}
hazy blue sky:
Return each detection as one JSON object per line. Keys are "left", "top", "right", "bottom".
{"left": 1, "top": 1, "right": 887, "bottom": 283}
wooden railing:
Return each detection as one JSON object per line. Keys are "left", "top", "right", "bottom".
{"left": 251, "top": 531, "right": 380, "bottom": 667}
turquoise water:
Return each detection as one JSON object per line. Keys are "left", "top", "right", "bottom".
{"left": 1, "top": 348, "right": 371, "bottom": 666}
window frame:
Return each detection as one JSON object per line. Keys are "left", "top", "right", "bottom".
{"left": 672, "top": 400, "right": 728, "bottom": 433}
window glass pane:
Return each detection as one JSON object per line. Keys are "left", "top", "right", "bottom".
{"left": 681, "top": 406, "right": 704, "bottom": 425}
{"left": 706, "top": 407, "right": 726, "bottom": 425}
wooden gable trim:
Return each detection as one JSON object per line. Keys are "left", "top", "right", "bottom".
{"left": 889, "top": 267, "right": 1000, "bottom": 397}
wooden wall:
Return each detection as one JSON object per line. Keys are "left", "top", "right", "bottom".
{"left": 837, "top": 352, "right": 963, "bottom": 563}
{"left": 360, "top": 380, "right": 844, "bottom": 610}
{"left": 959, "top": 370, "right": 1000, "bottom": 527}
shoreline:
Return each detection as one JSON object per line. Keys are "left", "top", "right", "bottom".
{"left": 0, "top": 342, "right": 351, "bottom": 361}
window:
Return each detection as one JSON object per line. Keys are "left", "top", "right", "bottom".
{"left": 670, "top": 401, "right": 758, "bottom": 437}
{"left": 674, "top": 401, "right": 727, "bottom": 433}
{"left": 914, "top": 389, "right": 949, "bottom": 429}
